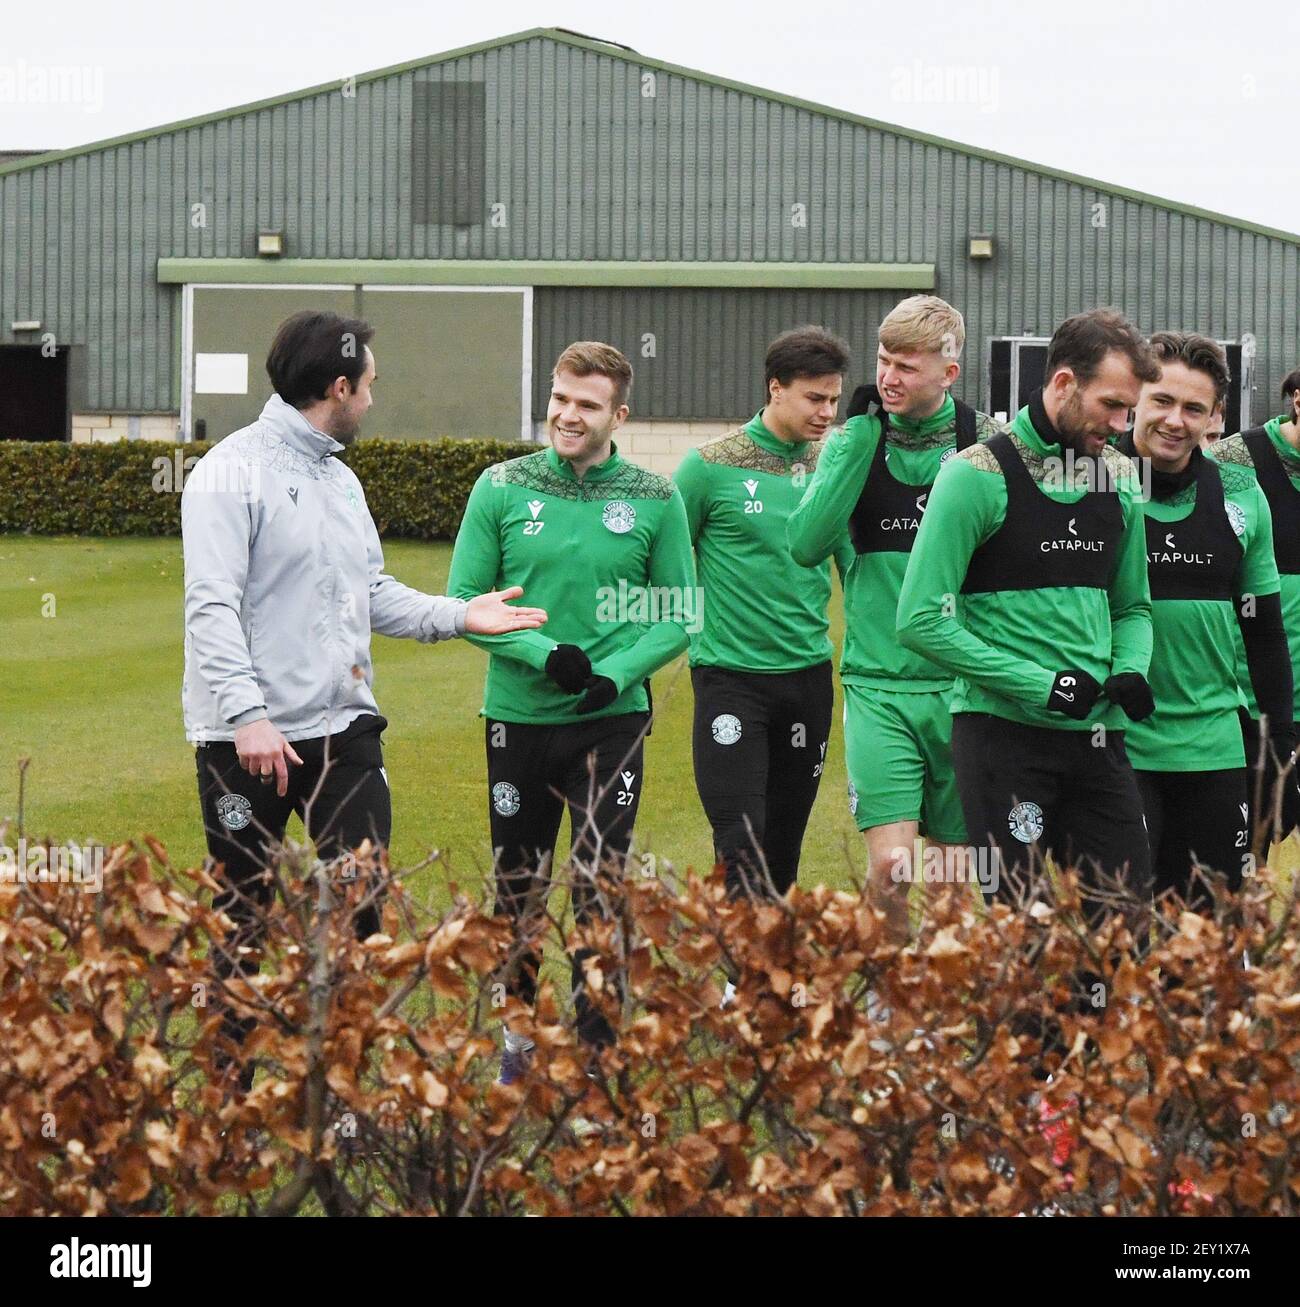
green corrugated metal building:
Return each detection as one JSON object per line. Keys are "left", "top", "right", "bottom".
{"left": 1, "top": 25, "right": 1296, "bottom": 464}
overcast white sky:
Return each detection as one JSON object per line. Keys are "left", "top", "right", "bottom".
{"left": 3, "top": 0, "right": 1296, "bottom": 234}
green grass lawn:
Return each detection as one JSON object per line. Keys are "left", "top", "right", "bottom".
{"left": 1, "top": 535, "right": 867, "bottom": 900}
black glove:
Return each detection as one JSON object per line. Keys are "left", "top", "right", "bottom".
{"left": 1104, "top": 672, "right": 1155, "bottom": 723}
{"left": 846, "top": 382, "right": 885, "bottom": 419}
{"left": 576, "top": 676, "right": 619, "bottom": 715}
{"left": 1260, "top": 729, "right": 1300, "bottom": 837}
{"left": 545, "top": 644, "right": 592, "bottom": 695}
{"left": 1045, "top": 670, "right": 1102, "bottom": 721}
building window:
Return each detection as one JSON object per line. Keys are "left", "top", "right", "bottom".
{"left": 412, "top": 79, "right": 486, "bottom": 227}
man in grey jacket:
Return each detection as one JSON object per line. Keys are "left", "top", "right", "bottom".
{"left": 183, "top": 309, "right": 544, "bottom": 1067}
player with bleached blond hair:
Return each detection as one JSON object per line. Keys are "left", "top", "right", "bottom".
{"left": 788, "top": 295, "right": 1004, "bottom": 940}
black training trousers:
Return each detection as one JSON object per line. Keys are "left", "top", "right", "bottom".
{"left": 690, "top": 661, "right": 834, "bottom": 899}
{"left": 195, "top": 712, "right": 391, "bottom": 1047}
{"left": 486, "top": 712, "right": 649, "bottom": 1046}
{"left": 1134, "top": 767, "right": 1248, "bottom": 911}
{"left": 950, "top": 712, "right": 1152, "bottom": 927}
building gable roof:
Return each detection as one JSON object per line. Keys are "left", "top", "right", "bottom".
{"left": 3, "top": 25, "right": 1296, "bottom": 247}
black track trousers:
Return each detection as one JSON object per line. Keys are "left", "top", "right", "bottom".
{"left": 486, "top": 712, "right": 649, "bottom": 1047}
{"left": 950, "top": 712, "right": 1152, "bottom": 927}
{"left": 1134, "top": 767, "right": 1249, "bottom": 911}
{"left": 195, "top": 712, "right": 392, "bottom": 1047}
{"left": 690, "top": 661, "right": 834, "bottom": 899}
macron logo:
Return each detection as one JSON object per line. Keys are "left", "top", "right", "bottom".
{"left": 621, "top": 770, "right": 636, "bottom": 789}
{"left": 50, "top": 1239, "right": 151, "bottom": 1287}
{"left": 743, "top": 479, "right": 759, "bottom": 499}
{"left": 527, "top": 500, "right": 544, "bottom": 520}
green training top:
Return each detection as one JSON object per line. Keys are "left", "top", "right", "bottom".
{"left": 673, "top": 412, "right": 851, "bottom": 673}
{"left": 447, "top": 443, "right": 694, "bottom": 725}
{"left": 787, "top": 393, "right": 1004, "bottom": 690}
{"left": 1216, "top": 417, "right": 1300, "bottom": 720}
{"left": 1124, "top": 454, "right": 1279, "bottom": 772}
{"left": 895, "top": 403, "right": 1152, "bottom": 731}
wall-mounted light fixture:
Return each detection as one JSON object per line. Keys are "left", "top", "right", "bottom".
{"left": 968, "top": 234, "right": 995, "bottom": 261}
{"left": 257, "top": 230, "right": 284, "bottom": 257}
{"left": 11, "top": 320, "right": 41, "bottom": 332}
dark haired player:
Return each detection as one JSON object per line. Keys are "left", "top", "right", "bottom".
{"left": 183, "top": 310, "right": 543, "bottom": 1077}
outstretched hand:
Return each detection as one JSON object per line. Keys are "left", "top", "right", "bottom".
{"left": 464, "top": 586, "right": 547, "bottom": 635}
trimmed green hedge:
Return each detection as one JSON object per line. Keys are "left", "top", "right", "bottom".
{"left": 0, "top": 437, "right": 534, "bottom": 539}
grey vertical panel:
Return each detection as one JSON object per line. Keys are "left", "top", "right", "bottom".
{"left": 1154, "top": 207, "right": 1175, "bottom": 331}
{"left": 734, "top": 89, "right": 752, "bottom": 261}
{"left": 112, "top": 148, "right": 129, "bottom": 408}
{"left": 58, "top": 163, "right": 74, "bottom": 374}
{"left": 521, "top": 40, "right": 540, "bottom": 259}
{"left": 716, "top": 86, "right": 732, "bottom": 262}
{"left": 126, "top": 142, "right": 144, "bottom": 407}
{"left": 324, "top": 92, "right": 340, "bottom": 258}
{"left": 742, "top": 89, "right": 758, "bottom": 262}
{"left": 1, "top": 177, "right": 16, "bottom": 345}
{"left": 724, "top": 89, "right": 741, "bottom": 263}
{"left": 85, "top": 150, "right": 102, "bottom": 406}
{"left": 833, "top": 122, "right": 850, "bottom": 263}
{"left": 356, "top": 86, "right": 374, "bottom": 256}
{"left": 29, "top": 165, "right": 45, "bottom": 339}
{"left": 1190, "top": 213, "right": 1207, "bottom": 328}
{"left": 71, "top": 156, "right": 88, "bottom": 398}
{"left": 340, "top": 81, "right": 356, "bottom": 257}
{"left": 684, "top": 81, "right": 700, "bottom": 261}
{"left": 1022, "top": 167, "right": 1045, "bottom": 334}
{"left": 142, "top": 138, "right": 159, "bottom": 407}
{"left": 381, "top": 79, "right": 398, "bottom": 258}
{"left": 1047, "top": 181, "right": 1067, "bottom": 326}
{"left": 302, "top": 93, "right": 320, "bottom": 258}
{"left": 907, "top": 140, "right": 924, "bottom": 264}
{"left": 804, "top": 107, "right": 822, "bottom": 263}
{"left": 364, "top": 82, "right": 381, "bottom": 258}
{"left": 217, "top": 116, "right": 232, "bottom": 259}
{"left": 1224, "top": 225, "right": 1241, "bottom": 340}
{"left": 879, "top": 133, "right": 896, "bottom": 263}
{"left": 258, "top": 109, "right": 274, "bottom": 250}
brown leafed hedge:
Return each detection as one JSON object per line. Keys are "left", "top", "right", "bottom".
{"left": 0, "top": 437, "right": 533, "bottom": 539}
{"left": 2, "top": 832, "right": 1298, "bottom": 1217}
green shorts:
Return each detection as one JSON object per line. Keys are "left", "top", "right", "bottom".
{"left": 842, "top": 683, "right": 967, "bottom": 842}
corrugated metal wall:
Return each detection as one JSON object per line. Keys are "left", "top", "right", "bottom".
{"left": 2, "top": 31, "right": 1297, "bottom": 416}
{"left": 533, "top": 288, "right": 902, "bottom": 419}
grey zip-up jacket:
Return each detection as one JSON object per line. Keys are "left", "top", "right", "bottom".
{"left": 182, "top": 394, "right": 467, "bottom": 743}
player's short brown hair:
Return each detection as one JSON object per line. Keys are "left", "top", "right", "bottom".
{"left": 552, "top": 341, "right": 633, "bottom": 410}
{"left": 1045, "top": 309, "right": 1159, "bottom": 388}
{"left": 1148, "top": 331, "right": 1231, "bottom": 404}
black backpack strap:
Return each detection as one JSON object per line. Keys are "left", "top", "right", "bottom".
{"left": 953, "top": 399, "right": 979, "bottom": 451}
{"left": 846, "top": 383, "right": 883, "bottom": 421}
{"left": 1241, "top": 425, "right": 1273, "bottom": 466}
